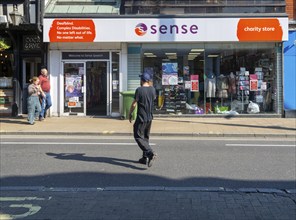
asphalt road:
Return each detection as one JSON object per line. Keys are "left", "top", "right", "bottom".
{"left": 1, "top": 135, "right": 295, "bottom": 189}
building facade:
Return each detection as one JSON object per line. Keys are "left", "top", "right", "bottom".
{"left": 284, "top": 0, "right": 296, "bottom": 118}
{"left": 4, "top": 0, "right": 288, "bottom": 117}
{"left": 43, "top": 0, "right": 288, "bottom": 117}
{"left": 0, "top": 0, "right": 46, "bottom": 116}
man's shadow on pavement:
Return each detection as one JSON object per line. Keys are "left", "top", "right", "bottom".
{"left": 0, "top": 119, "right": 29, "bottom": 125}
{"left": 46, "top": 152, "right": 147, "bottom": 171}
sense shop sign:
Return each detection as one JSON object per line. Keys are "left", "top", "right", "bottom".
{"left": 23, "top": 35, "right": 41, "bottom": 51}
{"left": 44, "top": 18, "right": 288, "bottom": 42}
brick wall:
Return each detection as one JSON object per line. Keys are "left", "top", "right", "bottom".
{"left": 286, "top": 0, "right": 296, "bottom": 20}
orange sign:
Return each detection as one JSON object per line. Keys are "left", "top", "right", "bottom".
{"left": 237, "top": 18, "right": 283, "bottom": 42}
{"left": 68, "top": 102, "right": 77, "bottom": 107}
{"left": 49, "top": 19, "right": 96, "bottom": 42}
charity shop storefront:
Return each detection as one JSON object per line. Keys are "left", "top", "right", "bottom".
{"left": 43, "top": 16, "right": 288, "bottom": 117}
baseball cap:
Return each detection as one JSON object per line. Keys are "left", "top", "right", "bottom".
{"left": 139, "top": 72, "right": 152, "bottom": 82}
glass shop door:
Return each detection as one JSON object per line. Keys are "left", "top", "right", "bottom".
{"left": 63, "top": 62, "right": 86, "bottom": 115}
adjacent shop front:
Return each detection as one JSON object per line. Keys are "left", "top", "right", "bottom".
{"left": 43, "top": 16, "right": 288, "bottom": 117}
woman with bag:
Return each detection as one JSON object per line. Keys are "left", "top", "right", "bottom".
{"left": 27, "top": 77, "right": 45, "bottom": 125}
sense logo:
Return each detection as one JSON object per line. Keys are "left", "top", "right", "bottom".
{"left": 135, "top": 23, "right": 147, "bottom": 36}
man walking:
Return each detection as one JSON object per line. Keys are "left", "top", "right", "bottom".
{"left": 39, "top": 67, "right": 52, "bottom": 121}
{"left": 129, "top": 72, "right": 157, "bottom": 167}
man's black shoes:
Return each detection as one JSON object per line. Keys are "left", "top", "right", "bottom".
{"left": 148, "top": 153, "right": 157, "bottom": 167}
{"left": 139, "top": 153, "right": 157, "bottom": 167}
{"left": 138, "top": 157, "right": 148, "bottom": 165}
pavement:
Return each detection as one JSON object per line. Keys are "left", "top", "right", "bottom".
{"left": 0, "top": 188, "right": 295, "bottom": 220}
{"left": 0, "top": 115, "right": 295, "bottom": 137}
{"left": 0, "top": 116, "right": 296, "bottom": 220}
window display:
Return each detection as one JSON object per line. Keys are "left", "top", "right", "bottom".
{"left": 141, "top": 43, "right": 277, "bottom": 115}
{"left": 0, "top": 51, "right": 13, "bottom": 116}
{"left": 63, "top": 63, "right": 85, "bottom": 114}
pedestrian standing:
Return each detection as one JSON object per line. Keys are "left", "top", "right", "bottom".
{"left": 129, "top": 72, "right": 157, "bottom": 167}
{"left": 38, "top": 67, "right": 52, "bottom": 121}
{"left": 27, "top": 77, "right": 44, "bottom": 125}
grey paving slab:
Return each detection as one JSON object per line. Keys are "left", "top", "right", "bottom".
{"left": 1, "top": 190, "right": 295, "bottom": 220}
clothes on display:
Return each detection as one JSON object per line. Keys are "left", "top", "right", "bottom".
{"left": 228, "top": 72, "right": 236, "bottom": 94}
{"left": 141, "top": 44, "right": 277, "bottom": 115}
{"left": 217, "top": 74, "right": 229, "bottom": 98}
{"left": 217, "top": 90, "right": 228, "bottom": 98}
{"left": 205, "top": 77, "right": 216, "bottom": 98}
{"left": 207, "top": 72, "right": 215, "bottom": 79}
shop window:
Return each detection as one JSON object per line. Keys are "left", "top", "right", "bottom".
{"left": 141, "top": 43, "right": 277, "bottom": 115}
{"left": 0, "top": 52, "right": 13, "bottom": 78}
{"left": 142, "top": 45, "right": 205, "bottom": 115}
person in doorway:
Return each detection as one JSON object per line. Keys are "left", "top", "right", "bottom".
{"left": 38, "top": 67, "right": 52, "bottom": 121}
{"left": 129, "top": 72, "right": 157, "bottom": 167}
{"left": 27, "top": 77, "right": 44, "bottom": 125}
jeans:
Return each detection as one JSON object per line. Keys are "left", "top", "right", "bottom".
{"left": 133, "top": 118, "right": 154, "bottom": 158}
{"left": 40, "top": 92, "right": 52, "bottom": 118}
{"left": 27, "top": 96, "right": 41, "bottom": 124}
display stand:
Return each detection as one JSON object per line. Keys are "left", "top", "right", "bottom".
{"left": 237, "top": 69, "right": 250, "bottom": 113}
{"left": 241, "top": 89, "right": 244, "bottom": 113}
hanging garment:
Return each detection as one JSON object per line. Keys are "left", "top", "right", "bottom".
{"left": 205, "top": 77, "right": 216, "bottom": 98}
{"left": 228, "top": 77, "right": 236, "bottom": 94}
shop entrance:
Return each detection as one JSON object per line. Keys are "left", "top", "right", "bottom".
{"left": 22, "top": 57, "right": 41, "bottom": 113}
{"left": 62, "top": 52, "right": 120, "bottom": 117}
{"left": 86, "top": 61, "right": 108, "bottom": 116}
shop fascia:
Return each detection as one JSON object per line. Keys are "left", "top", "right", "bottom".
{"left": 43, "top": 17, "right": 288, "bottom": 43}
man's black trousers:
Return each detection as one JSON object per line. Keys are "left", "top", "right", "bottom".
{"left": 133, "top": 118, "right": 153, "bottom": 157}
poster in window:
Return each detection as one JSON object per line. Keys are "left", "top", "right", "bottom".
{"left": 162, "top": 63, "right": 178, "bottom": 74}
{"left": 250, "top": 80, "right": 258, "bottom": 91}
{"left": 185, "top": 81, "right": 191, "bottom": 89}
{"left": 65, "top": 75, "right": 83, "bottom": 98}
{"left": 162, "top": 74, "right": 178, "bottom": 85}
{"left": 162, "top": 62, "right": 178, "bottom": 85}
{"left": 190, "top": 75, "right": 199, "bottom": 92}
{"left": 261, "top": 82, "right": 267, "bottom": 90}
{"left": 191, "top": 80, "right": 199, "bottom": 92}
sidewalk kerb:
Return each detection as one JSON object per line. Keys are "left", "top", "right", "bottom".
{"left": 164, "top": 187, "right": 224, "bottom": 192}
{"left": 1, "top": 186, "right": 294, "bottom": 194}
{"left": 256, "top": 188, "right": 286, "bottom": 194}
{"left": 0, "top": 131, "right": 294, "bottom": 138}
{"left": 255, "top": 133, "right": 291, "bottom": 138}
{"left": 104, "top": 186, "right": 165, "bottom": 191}
{"left": 285, "top": 189, "right": 296, "bottom": 194}
{"left": 238, "top": 188, "right": 258, "bottom": 193}
{"left": 0, "top": 186, "right": 45, "bottom": 191}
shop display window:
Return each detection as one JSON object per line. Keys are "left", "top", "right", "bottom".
{"left": 63, "top": 63, "right": 85, "bottom": 115}
{"left": 0, "top": 47, "right": 14, "bottom": 116}
{"left": 141, "top": 43, "right": 277, "bottom": 115}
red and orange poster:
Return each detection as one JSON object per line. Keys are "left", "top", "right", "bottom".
{"left": 250, "top": 80, "right": 258, "bottom": 91}
{"left": 49, "top": 19, "right": 96, "bottom": 42}
{"left": 190, "top": 75, "right": 199, "bottom": 92}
